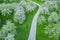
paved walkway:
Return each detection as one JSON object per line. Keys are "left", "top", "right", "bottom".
{"left": 28, "top": 7, "right": 41, "bottom": 40}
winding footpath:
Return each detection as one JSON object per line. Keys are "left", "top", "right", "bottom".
{"left": 28, "top": 7, "right": 41, "bottom": 40}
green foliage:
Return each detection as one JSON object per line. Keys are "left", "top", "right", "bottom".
{"left": 0, "top": 0, "right": 38, "bottom": 40}
{"left": 0, "top": 0, "right": 20, "bottom": 3}
{"left": 37, "top": 0, "right": 60, "bottom": 40}
{"left": 0, "top": 0, "right": 60, "bottom": 40}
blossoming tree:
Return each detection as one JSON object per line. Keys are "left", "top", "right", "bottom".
{"left": 0, "top": 0, "right": 60, "bottom": 40}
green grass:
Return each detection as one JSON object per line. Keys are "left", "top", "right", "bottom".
{"left": 0, "top": 0, "right": 39, "bottom": 40}
{"left": 36, "top": 22, "right": 52, "bottom": 40}
{"left": 36, "top": 14, "right": 51, "bottom": 40}
{"left": 1, "top": 0, "right": 60, "bottom": 40}
{"left": 36, "top": 10, "right": 60, "bottom": 40}
{"left": 32, "top": 0, "right": 44, "bottom": 4}
{"left": 8, "top": 6, "right": 38, "bottom": 40}
{"left": 15, "top": 7, "right": 38, "bottom": 40}
{"left": 0, "top": 5, "right": 38, "bottom": 40}
{"left": 8, "top": 6, "right": 39, "bottom": 40}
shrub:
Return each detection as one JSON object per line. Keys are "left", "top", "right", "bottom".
{"left": 0, "top": 20, "right": 16, "bottom": 40}
{"left": 37, "top": 0, "right": 60, "bottom": 39}
{"left": 38, "top": 16, "right": 46, "bottom": 25}
{"left": 14, "top": 0, "right": 37, "bottom": 24}
{"left": 44, "top": 23, "right": 60, "bottom": 40}
{"left": 48, "top": 12, "right": 59, "bottom": 23}
{"left": 14, "top": 6, "right": 26, "bottom": 24}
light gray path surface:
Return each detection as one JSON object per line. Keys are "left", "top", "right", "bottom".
{"left": 28, "top": 7, "right": 41, "bottom": 40}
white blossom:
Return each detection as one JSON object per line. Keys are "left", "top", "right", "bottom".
{"left": 40, "top": 6, "right": 49, "bottom": 14}
{"left": 2, "top": 20, "right": 16, "bottom": 34}
{"left": 0, "top": 3, "right": 18, "bottom": 16}
{"left": 14, "top": 6, "right": 26, "bottom": 24}
{"left": 0, "top": 20, "right": 16, "bottom": 40}
{"left": 44, "top": 23, "right": 60, "bottom": 39}
{"left": 0, "top": 31, "right": 5, "bottom": 39}
{"left": 38, "top": 16, "right": 46, "bottom": 25}
{"left": 25, "top": 2, "right": 37, "bottom": 12}
{"left": 5, "top": 33, "right": 15, "bottom": 40}
{"left": 19, "top": 0, "right": 37, "bottom": 12}
{"left": 48, "top": 12, "right": 59, "bottom": 23}
{"left": 57, "top": 0, "right": 60, "bottom": 4}
{"left": 44, "top": 1, "right": 58, "bottom": 10}
{"left": 0, "top": 4, "right": 12, "bottom": 16}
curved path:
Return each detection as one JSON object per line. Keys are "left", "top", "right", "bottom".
{"left": 28, "top": 7, "right": 41, "bottom": 40}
